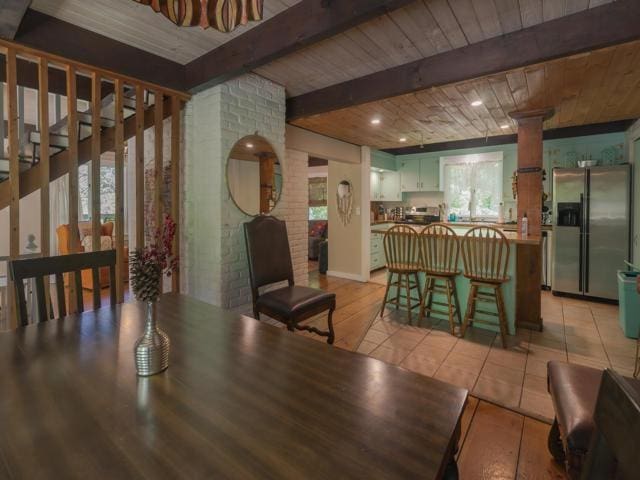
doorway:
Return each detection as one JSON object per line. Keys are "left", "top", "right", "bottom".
{"left": 308, "top": 157, "right": 328, "bottom": 274}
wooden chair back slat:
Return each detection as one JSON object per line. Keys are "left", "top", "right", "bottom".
{"left": 55, "top": 272, "right": 66, "bottom": 317}
{"left": 92, "top": 268, "right": 101, "bottom": 309}
{"left": 383, "top": 225, "right": 420, "bottom": 272}
{"left": 8, "top": 250, "right": 117, "bottom": 327}
{"left": 461, "top": 227, "right": 510, "bottom": 282}
{"left": 419, "top": 224, "right": 460, "bottom": 275}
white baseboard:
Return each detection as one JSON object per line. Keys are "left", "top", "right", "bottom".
{"left": 325, "top": 270, "right": 367, "bottom": 282}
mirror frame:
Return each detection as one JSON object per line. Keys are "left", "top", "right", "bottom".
{"left": 225, "top": 135, "right": 283, "bottom": 217}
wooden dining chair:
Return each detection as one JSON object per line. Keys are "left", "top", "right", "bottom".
{"left": 418, "top": 224, "right": 462, "bottom": 335}
{"left": 244, "top": 216, "right": 336, "bottom": 344}
{"left": 8, "top": 250, "right": 117, "bottom": 327}
{"left": 381, "top": 225, "right": 422, "bottom": 323}
{"left": 581, "top": 369, "right": 640, "bottom": 480}
{"left": 460, "top": 227, "right": 511, "bottom": 348}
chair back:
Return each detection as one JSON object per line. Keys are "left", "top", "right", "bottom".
{"left": 461, "top": 227, "right": 510, "bottom": 282}
{"left": 9, "top": 250, "right": 117, "bottom": 327}
{"left": 581, "top": 369, "right": 640, "bottom": 480}
{"left": 383, "top": 225, "right": 420, "bottom": 272}
{"left": 419, "top": 223, "right": 460, "bottom": 275}
{"left": 244, "top": 216, "right": 294, "bottom": 297}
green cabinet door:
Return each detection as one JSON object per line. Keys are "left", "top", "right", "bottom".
{"left": 398, "top": 159, "right": 420, "bottom": 192}
{"left": 419, "top": 158, "right": 440, "bottom": 191}
{"left": 381, "top": 171, "right": 401, "bottom": 201}
{"left": 370, "top": 170, "right": 381, "bottom": 200}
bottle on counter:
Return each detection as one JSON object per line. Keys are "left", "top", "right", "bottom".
{"left": 521, "top": 211, "right": 528, "bottom": 237}
{"left": 497, "top": 203, "right": 505, "bottom": 224}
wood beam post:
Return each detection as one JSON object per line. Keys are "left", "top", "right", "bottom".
{"left": 170, "top": 96, "right": 180, "bottom": 293}
{"left": 91, "top": 73, "right": 101, "bottom": 255}
{"left": 114, "top": 79, "right": 125, "bottom": 303}
{"left": 509, "top": 108, "right": 554, "bottom": 332}
{"left": 7, "top": 47, "right": 18, "bottom": 328}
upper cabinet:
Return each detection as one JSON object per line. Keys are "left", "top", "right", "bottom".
{"left": 398, "top": 157, "right": 441, "bottom": 192}
{"left": 370, "top": 169, "right": 401, "bottom": 201}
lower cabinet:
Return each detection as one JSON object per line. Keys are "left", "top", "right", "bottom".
{"left": 370, "top": 230, "right": 387, "bottom": 271}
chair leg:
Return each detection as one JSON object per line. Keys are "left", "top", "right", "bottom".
{"left": 461, "top": 284, "right": 477, "bottom": 338}
{"left": 380, "top": 272, "right": 392, "bottom": 318}
{"left": 496, "top": 286, "right": 508, "bottom": 348}
{"left": 413, "top": 272, "right": 423, "bottom": 307}
{"left": 253, "top": 307, "right": 260, "bottom": 320}
{"left": 451, "top": 279, "right": 462, "bottom": 327}
{"left": 405, "top": 273, "right": 412, "bottom": 324}
{"left": 445, "top": 278, "right": 455, "bottom": 336}
{"left": 395, "top": 272, "right": 402, "bottom": 310}
{"left": 548, "top": 418, "right": 566, "bottom": 464}
{"left": 326, "top": 307, "right": 335, "bottom": 345}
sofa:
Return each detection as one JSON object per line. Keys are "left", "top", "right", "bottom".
{"left": 308, "top": 220, "right": 328, "bottom": 260}
{"left": 56, "top": 222, "right": 129, "bottom": 291}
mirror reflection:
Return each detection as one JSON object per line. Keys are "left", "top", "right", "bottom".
{"left": 227, "top": 135, "right": 282, "bottom": 216}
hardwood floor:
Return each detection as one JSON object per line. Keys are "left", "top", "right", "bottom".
{"left": 306, "top": 270, "right": 567, "bottom": 480}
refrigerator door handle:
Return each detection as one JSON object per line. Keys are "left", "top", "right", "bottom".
{"left": 585, "top": 170, "right": 591, "bottom": 293}
{"left": 579, "top": 193, "right": 584, "bottom": 293}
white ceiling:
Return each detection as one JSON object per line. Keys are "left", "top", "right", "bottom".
{"left": 29, "top": 0, "right": 303, "bottom": 65}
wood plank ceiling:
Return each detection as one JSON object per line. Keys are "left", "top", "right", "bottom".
{"left": 291, "top": 40, "right": 640, "bottom": 149}
{"left": 255, "top": 0, "right": 617, "bottom": 97}
{"left": 29, "top": 0, "right": 303, "bottom": 64}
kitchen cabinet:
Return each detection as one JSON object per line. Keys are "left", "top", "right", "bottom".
{"left": 370, "top": 169, "right": 401, "bottom": 201}
{"left": 370, "top": 230, "right": 388, "bottom": 271}
{"left": 370, "top": 171, "right": 381, "bottom": 200}
{"left": 398, "top": 157, "right": 441, "bottom": 192}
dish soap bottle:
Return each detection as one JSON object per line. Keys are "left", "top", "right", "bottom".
{"left": 521, "top": 212, "right": 528, "bottom": 237}
{"left": 497, "top": 203, "right": 505, "bottom": 224}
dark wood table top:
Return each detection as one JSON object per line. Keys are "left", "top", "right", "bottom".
{"left": 0, "top": 294, "right": 467, "bottom": 479}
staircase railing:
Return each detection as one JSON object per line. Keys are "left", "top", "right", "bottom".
{"left": 0, "top": 38, "right": 190, "bottom": 328}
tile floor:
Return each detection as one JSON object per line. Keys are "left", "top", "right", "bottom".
{"left": 357, "top": 290, "right": 638, "bottom": 421}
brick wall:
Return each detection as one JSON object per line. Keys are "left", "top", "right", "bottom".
{"left": 182, "top": 74, "right": 308, "bottom": 310}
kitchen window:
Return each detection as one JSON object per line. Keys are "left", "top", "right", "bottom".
{"left": 79, "top": 162, "right": 119, "bottom": 223}
{"left": 441, "top": 152, "right": 503, "bottom": 219}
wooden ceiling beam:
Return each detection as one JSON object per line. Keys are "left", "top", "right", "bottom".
{"left": 0, "top": 0, "right": 31, "bottom": 40}
{"left": 287, "top": 0, "right": 640, "bottom": 120}
{"left": 13, "top": 9, "right": 185, "bottom": 91}
{"left": 184, "top": 0, "right": 417, "bottom": 92}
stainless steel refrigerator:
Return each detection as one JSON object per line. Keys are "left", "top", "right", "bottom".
{"left": 552, "top": 165, "right": 630, "bottom": 300}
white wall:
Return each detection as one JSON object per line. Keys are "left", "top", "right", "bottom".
{"left": 182, "top": 74, "right": 308, "bottom": 310}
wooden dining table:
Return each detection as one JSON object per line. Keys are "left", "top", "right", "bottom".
{"left": 0, "top": 294, "right": 467, "bottom": 479}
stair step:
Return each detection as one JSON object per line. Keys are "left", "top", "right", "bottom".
{"left": 29, "top": 131, "right": 69, "bottom": 149}
{"left": 77, "top": 112, "right": 116, "bottom": 129}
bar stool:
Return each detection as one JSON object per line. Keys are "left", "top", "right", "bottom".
{"left": 380, "top": 225, "right": 422, "bottom": 323}
{"left": 418, "top": 224, "right": 462, "bottom": 335}
{"left": 460, "top": 227, "right": 511, "bottom": 348}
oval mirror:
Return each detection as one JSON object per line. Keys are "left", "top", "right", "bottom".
{"left": 226, "top": 135, "right": 282, "bottom": 216}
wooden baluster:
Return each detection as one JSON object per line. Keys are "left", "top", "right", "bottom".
{"left": 7, "top": 48, "right": 19, "bottom": 328}
{"left": 66, "top": 64, "right": 79, "bottom": 313}
{"left": 38, "top": 57, "right": 52, "bottom": 321}
{"left": 91, "top": 73, "right": 101, "bottom": 255}
{"left": 154, "top": 91, "right": 164, "bottom": 234}
{"left": 114, "top": 79, "right": 125, "bottom": 303}
{"left": 135, "top": 85, "right": 145, "bottom": 250}
{"left": 171, "top": 96, "right": 181, "bottom": 293}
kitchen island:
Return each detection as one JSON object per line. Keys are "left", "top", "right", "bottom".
{"left": 371, "top": 223, "right": 542, "bottom": 335}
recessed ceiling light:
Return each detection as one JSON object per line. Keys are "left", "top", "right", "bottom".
{"left": 471, "top": 100, "right": 483, "bottom": 107}
{"left": 246, "top": 143, "right": 254, "bottom": 148}
{"left": 399, "top": 137, "right": 407, "bottom": 142}
{"left": 500, "top": 124, "right": 510, "bottom": 129}
{"left": 371, "top": 118, "right": 381, "bottom": 125}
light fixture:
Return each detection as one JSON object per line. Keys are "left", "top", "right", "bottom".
{"left": 133, "top": 0, "right": 263, "bottom": 32}
{"left": 399, "top": 137, "right": 407, "bottom": 142}
{"left": 246, "top": 143, "right": 254, "bottom": 149}
{"left": 500, "top": 124, "right": 510, "bottom": 129}
{"left": 471, "top": 100, "right": 483, "bottom": 107}
{"left": 371, "top": 118, "right": 381, "bottom": 125}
